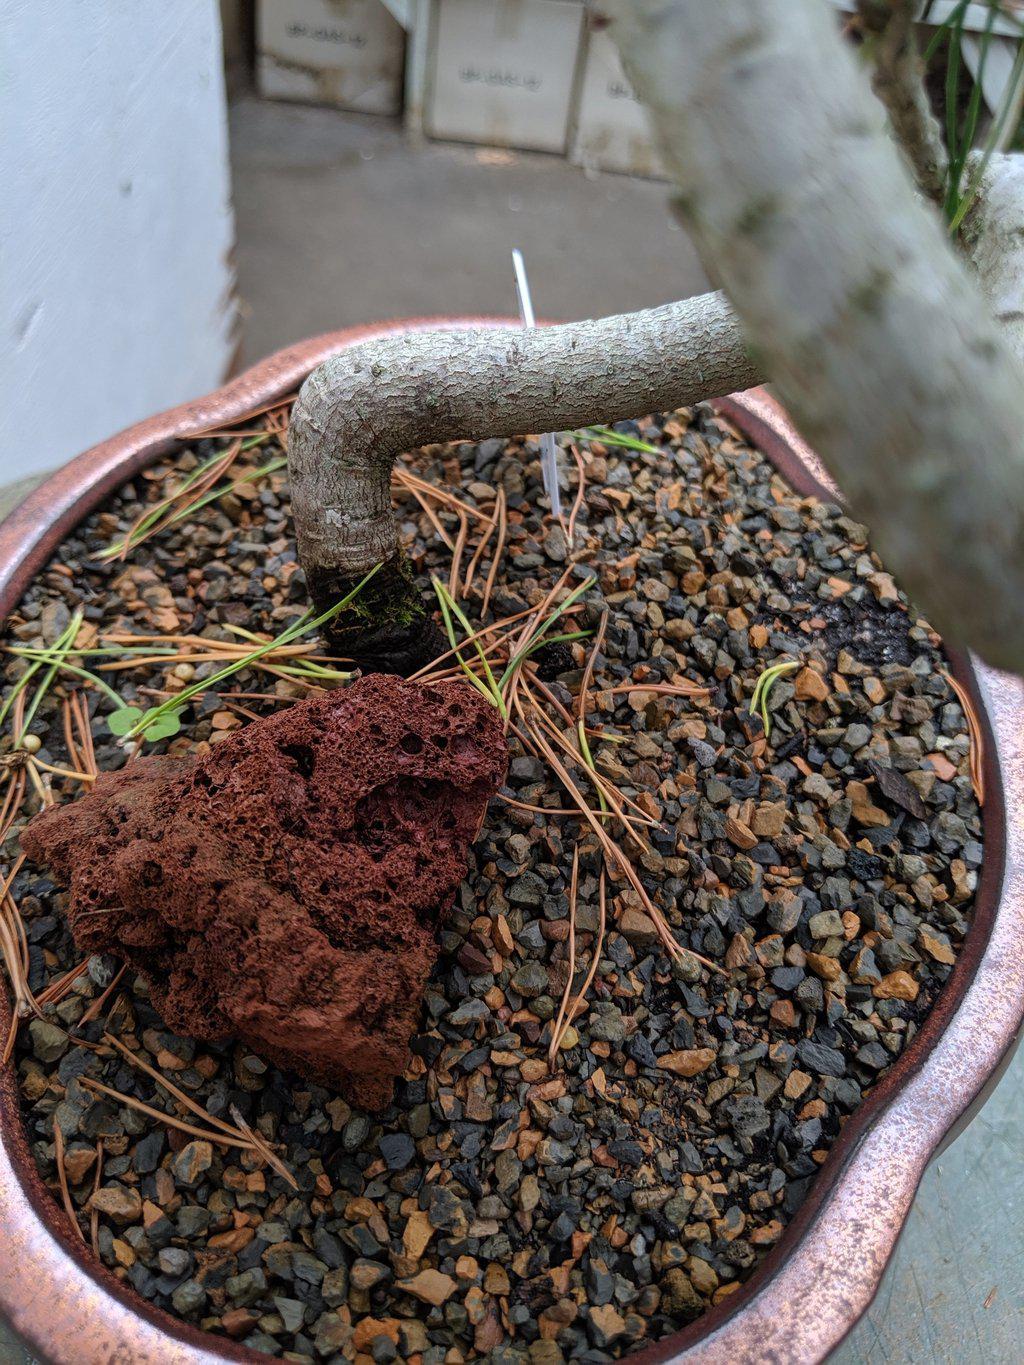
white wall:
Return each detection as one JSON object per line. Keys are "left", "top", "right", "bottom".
{"left": 0, "top": 0, "right": 238, "bottom": 480}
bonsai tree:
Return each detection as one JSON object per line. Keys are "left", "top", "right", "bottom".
{"left": 289, "top": 0, "right": 1024, "bottom": 676}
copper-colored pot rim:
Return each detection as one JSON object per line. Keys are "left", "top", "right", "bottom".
{"left": 0, "top": 321, "right": 1020, "bottom": 1365}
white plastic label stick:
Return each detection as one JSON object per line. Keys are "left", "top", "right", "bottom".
{"left": 511, "top": 248, "right": 562, "bottom": 518}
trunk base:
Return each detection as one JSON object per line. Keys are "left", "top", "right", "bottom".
{"left": 309, "top": 555, "right": 444, "bottom": 677}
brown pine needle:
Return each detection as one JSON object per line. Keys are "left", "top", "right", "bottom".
{"left": 177, "top": 393, "right": 297, "bottom": 439}
{"left": 90, "top": 1140, "right": 104, "bottom": 1256}
{"left": 53, "top": 1117, "right": 85, "bottom": 1242}
{"left": 100, "top": 631, "right": 326, "bottom": 653}
{"left": 62, "top": 692, "right": 98, "bottom": 779}
{"left": 112, "top": 439, "right": 243, "bottom": 562}
{"left": 527, "top": 674, "right": 578, "bottom": 731}
{"left": 550, "top": 865, "right": 607, "bottom": 1068}
{"left": 77, "top": 964, "right": 127, "bottom": 1026}
{"left": 511, "top": 565, "right": 576, "bottom": 659}
{"left": 524, "top": 683, "right": 658, "bottom": 837}
{"left": 516, "top": 703, "right": 652, "bottom": 853}
{"left": 102, "top": 1033, "right": 247, "bottom": 1140}
{"left": 0, "top": 853, "right": 39, "bottom": 1062}
{"left": 548, "top": 849, "right": 579, "bottom": 1066}
{"left": 103, "top": 1034, "right": 295, "bottom": 1187}
{"left": 0, "top": 767, "right": 26, "bottom": 843}
{"left": 503, "top": 569, "right": 575, "bottom": 724}
{"left": 462, "top": 494, "right": 501, "bottom": 599}
{"left": 603, "top": 682, "right": 710, "bottom": 698}
{"left": 567, "top": 442, "right": 588, "bottom": 549}
{"left": 228, "top": 1104, "right": 298, "bottom": 1190}
{"left": 36, "top": 958, "right": 91, "bottom": 1008}
{"left": 940, "top": 669, "right": 986, "bottom": 806}
{"left": 62, "top": 695, "right": 83, "bottom": 774}
{"left": 403, "top": 482, "right": 455, "bottom": 550}
{"left": 79, "top": 1077, "right": 254, "bottom": 1150}
{"left": 519, "top": 710, "right": 723, "bottom": 977}
{"left": 497, "top": 793, "right": 607, "bottom": 818}
{"left": 217, "top": 697, "right": 265, "bottom": 725}
{"left": 507, "top": 716, "right": 632, "bottom": 828}
{"left": 481, "top": 486, "right": 508, "bottom": 619}
{"left": 0, "top": 910, "right": 28, "bottom": 1009}
{"left": 578, "top": 610, "right": 609, "bottom": 727}
{"left": 395, "top": 469, "right": 490, "bottom": 525}
{"left": 448, "top": 510, "right": 471, "bottom": 597}
{"left": 409, "top": 602, "right": 537, "bottom": 684}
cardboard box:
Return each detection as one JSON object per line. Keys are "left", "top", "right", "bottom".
{"left": 257, "top": 0, "right": 405, "bottom": 116}
{"left": 570, "top": 28, "right": 665, "bottom": 179}
{"left": 426, "top": 0, "right": 584, "bottom": 154}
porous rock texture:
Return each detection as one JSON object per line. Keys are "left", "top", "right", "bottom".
{"left": 22, "top": 676, "right": 507, "bottom": 1110}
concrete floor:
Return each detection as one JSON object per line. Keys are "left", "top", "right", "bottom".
{"left": 1, "top": 98, "right": 1021, "bottom": 1364}
{"left": 229, "top": 95, "right": 708, "bottom": 363}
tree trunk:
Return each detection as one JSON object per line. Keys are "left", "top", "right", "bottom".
{"left": 605, "top": 0, "right": 1024, "bottom": 676}
{"left": 288, "top": 291, "right": 756, "bottom": 668}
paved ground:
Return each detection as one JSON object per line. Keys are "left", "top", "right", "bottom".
{"left": 229, "top": 96, "right": 708, "bottom": 363}
{"left": 1, "top": 99, "right": 1021, "bottom": 1364}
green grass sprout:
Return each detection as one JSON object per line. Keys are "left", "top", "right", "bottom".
{"left": 578, "top": 425, "right": 663, "bottom": 456}
{"left": 749, "top": 659, "right": 799, "bottom": 740}
{"left": 431, "top": 578, "right": 508, "bottom": 718}
{"left": 120, "top": 563, "right": 379, "bottom": 741}
{"left": 3, "top": 611, "right": 84, "bottom": 744}
{"left": 498, "top": 576, "right": 595, "bottom": 692}
{"left": 98, "top": 436, "right": 279, "bottom": 562}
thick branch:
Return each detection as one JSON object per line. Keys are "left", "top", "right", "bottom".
{"left": 962, "top": 151, "right": 1024, "bottom": 368}
{"left": 607, "top": 0, "right": 1024, "bottom": 676}
{"left": 289, "top": 291, "right": 757, "bottom": 585}
{"left": 857, "top": 0, "right": 948, "bottom": 204}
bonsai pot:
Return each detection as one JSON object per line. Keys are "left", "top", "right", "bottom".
{"left": 0, "top": 319, "right": 1021, "bottom": 1365}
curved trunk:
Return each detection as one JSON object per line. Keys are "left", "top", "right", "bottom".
{"left": 287, "top": 291, "right": 757, "bottom": 667}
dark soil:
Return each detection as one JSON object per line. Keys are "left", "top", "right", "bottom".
{"left": 3, "top": 403, "right": 983, "bottom": 1361}
{"left": 21, "top": 678, "right": 507, "bottom": 1111}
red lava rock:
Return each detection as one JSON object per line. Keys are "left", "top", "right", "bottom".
{"left": 22, "top": 676, "right": 507, "bottom": 1110}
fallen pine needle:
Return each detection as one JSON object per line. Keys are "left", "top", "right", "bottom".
{"left": 548, "top": 848, "right": 580, "bottom": 1067}
{"left": 35, "top": 957, "right": 91, "bottom": 1008}
{"left": 550, "top": 865, "right": 607, "bottom": 1069}
{"left": 481, "top": 487, "right": 508, "bottom": 618}
{"left": 90, "top": 1140, "right": 104, "bottom": 1256}
{"left": 53, "top": 1117, "right": 85, "bottom": 1242}
{"left": 77, "top": 964, "right": 127, "bottom": 1026}
{"left": 229, "top": 1104, "right": 297, "bottom": 1190}
{"left": 79, "top": 1077, "right": 255, "bottom": 1150}
{"left": 102, "top": 1034, "right": 295, "bottom": 1187}
{"left": 940, "top": 669, "right": 986, "bottom": 806}
{"left": 102, "top": 1033, "right": 251, "bottom": 1140}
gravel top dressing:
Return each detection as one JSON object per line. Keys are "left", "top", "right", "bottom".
{"left": 3, "top": 402, "right": 982, "bottom": 1361}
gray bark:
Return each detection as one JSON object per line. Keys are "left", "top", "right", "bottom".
{"left": 604, "top": 0, "right": 1024, "bottom": 676}
{"left": 962, "top": 151, "right": 1024, "bottom": 369}
{"left": 856, "top": 0, "right": 948, "bottom": 205}
{"left": 289, "top": 292, "right": 757, "bottom": 579}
